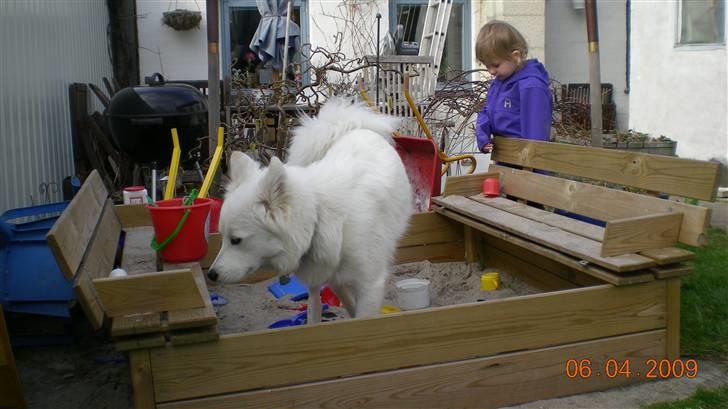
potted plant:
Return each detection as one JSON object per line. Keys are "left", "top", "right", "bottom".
{"left": 162, "top": 8, "right": 202, "bottom": 31}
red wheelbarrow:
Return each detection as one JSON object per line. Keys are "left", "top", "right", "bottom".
{"left": 357, "top": 76, "right": 476, "bottom": 213}
{"left": 393, "top": 136, "right": 441, "bottom": 213}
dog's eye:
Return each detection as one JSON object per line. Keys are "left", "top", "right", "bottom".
{"left": 230, "top": 237, "right": 242, "bottom": 245}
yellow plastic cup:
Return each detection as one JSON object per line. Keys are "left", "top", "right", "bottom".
{"left": 481, "top": 272, "right": 500, "bottom": 291}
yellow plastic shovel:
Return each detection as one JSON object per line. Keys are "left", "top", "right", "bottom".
{"left": 163, "top": 128, "right": 181, "bottom": 200}
{"left": 199, "top": 127, "right": 224, "bottom": 199}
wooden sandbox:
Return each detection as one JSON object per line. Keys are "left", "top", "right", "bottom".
{"left": 46, "top": 137, "right": 721, "bottom": 408}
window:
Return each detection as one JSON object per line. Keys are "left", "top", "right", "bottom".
{"left": 222, "top": 0, "right": 308, "bottom": 87}
{"left": 677, "top": 0, "right": 725, "bottom": 46}
{"left": 390, "top": 0, "right": 470, "bottom": 82}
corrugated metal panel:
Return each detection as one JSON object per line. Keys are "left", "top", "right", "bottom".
{"left": 0, "top": 0, "right": 113, "bottom": 213}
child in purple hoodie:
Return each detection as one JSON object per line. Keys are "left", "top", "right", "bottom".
{"left": 475, "top": 20, "right": 552, "bottom": 153}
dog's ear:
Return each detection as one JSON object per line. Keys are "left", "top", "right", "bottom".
{"left": 226, "top": 151, "right": 257, "bottom": 192}
{"left": 258, "top": 157, "right": 289, "bottom": 215}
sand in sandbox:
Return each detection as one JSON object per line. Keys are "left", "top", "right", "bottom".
{"left": 211, "top": 260, "right": 542, "bottom": 334}
{"left": 119, "top": 228, "right": 541, "bottom": 333}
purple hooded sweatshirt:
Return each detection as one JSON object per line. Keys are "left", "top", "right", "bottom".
{"left": 476, "top": 59, "right": 553, "bottom": 151}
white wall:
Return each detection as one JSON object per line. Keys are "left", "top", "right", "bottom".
{"left": 136, "top": 0, "right": 391, "bottom": 82}
{"left": 545, "top": 0, "right": 629, "bottom": 130}
{"left": 630, "top": 1, "right": 727, "bottom": 162}
{"left": 137, "top": 0, "right": 209, "bottom": 81}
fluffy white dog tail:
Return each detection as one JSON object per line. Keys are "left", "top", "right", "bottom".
{"left": 287, "top": 98, "right": 399, "bottom": 166}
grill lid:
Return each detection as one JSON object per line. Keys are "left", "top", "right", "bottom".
{"left": 106, "top": 73, "right": 208, "bottom": 118}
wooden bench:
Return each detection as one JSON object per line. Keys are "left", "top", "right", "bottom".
{"left": 433, "top": 136, "right": 720, "bottom": 284}
{"left": 45, "top": 170, "right": 219, "bottom": 352}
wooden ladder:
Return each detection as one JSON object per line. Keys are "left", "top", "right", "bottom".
{"left": 418, "top": 0, "right": 453, "bottom": 79}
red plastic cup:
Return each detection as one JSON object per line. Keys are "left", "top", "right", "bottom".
{"left": 482, "top": 178, "right": 500, "bottom": 197}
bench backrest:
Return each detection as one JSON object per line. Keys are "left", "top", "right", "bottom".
{"left": 489, "top": 137, "right": 721, "bottom": 247}
{"left": 47, "top": 170, "right": 119, "bottom": 329}
{"left": 492, "top": 136, "right": 720, "bottom": 201}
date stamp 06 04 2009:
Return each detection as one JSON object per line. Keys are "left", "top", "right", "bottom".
{"left": 565, "top": 358, "right": 699, "bottom": 380}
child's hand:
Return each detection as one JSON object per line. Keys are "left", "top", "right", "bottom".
{"left": 480, "top": 143, "right": 494, "bottom": 153}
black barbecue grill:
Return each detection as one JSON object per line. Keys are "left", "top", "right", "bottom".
{"left": 106, "top": 73, "right": 208, "bottom": 166}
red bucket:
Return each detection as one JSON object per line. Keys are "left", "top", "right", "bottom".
{"left": 147, "top": 198, "right": 212, "bottom": 263}
{"left": 208, "top": 197, "right": 224, "bottom": 234}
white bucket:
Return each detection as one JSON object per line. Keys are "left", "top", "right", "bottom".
{"left": 395, "top": 278, "right": 431, "bottom": 310}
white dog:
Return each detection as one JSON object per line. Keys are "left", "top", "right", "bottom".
{"left": 208, "top": 98, "right": 413, "bottom": 323}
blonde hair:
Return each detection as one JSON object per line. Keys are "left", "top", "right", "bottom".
{"left": 475, "top": 20, "right": 528, "bottom": 66}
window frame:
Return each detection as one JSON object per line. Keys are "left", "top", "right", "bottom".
{"left": 388, "top": 0, "right": 472, "bottom": 83}
{"left": 674, "top": 0, "right": 726, "bottom": 50}
{"left": 221, "top": 0, "right": 310, "bottom": 84}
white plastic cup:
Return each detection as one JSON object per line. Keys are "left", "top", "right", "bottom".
{"left": 123, "top": 186, "right": 148, "bottom": 205}
{"left": 395, "top": 278, "right": 431, "bottom": 310}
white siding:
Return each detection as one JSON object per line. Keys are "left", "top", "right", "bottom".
{"left": 0, "top": 0, "right": 113, "bottom": 213}
{"left": 629, "top": 1, "right": 726, "bottom": 161}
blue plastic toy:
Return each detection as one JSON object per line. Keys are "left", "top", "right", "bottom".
{"left": 268, "top": 305, "right": 330, "bottom": 329}
{"left": 267, "top": 274, "right": 308, "bottom": 301}
{"left": 210, "top": 292, "right": 228, "bottom": 306}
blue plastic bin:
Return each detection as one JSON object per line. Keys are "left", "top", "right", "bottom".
{"left": 0, "top": 201, "right": 74, "bottom": 317}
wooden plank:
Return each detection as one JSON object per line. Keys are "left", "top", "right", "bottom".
{"left": 111, "top": 313, "right": 164, "bottom": 337}
{"left": 158, "top": 331, "right": 667, "bottom": 409}
{"left": 433, "top": 195, "right": 655, "bottom": 272}
{"left": 72, "top": 199, "right": 122, "bottom": 329}
{"left": 470, "top": 195, "right": 605, "bottom": 241}
{"left": 601, "top": 212, "right": 683, "bottom": 257}
{"left": 74, "top": 278, "right": 106, "bottom": 331}
{"left": 666, "top": 278, "right": 681, "bottom": 360}
{"left": 116, "top": 333, "right": 167, "bottom": 352}
{"left": 395, "top": 242, "right": 464, "bottom": 264}
{"left": 169, "top": 326, "right": 220, "bottom": 346}
{"left": 464, "top": 226, "right": 478, "bottom": 263}
{"left": 436, "top": 207, "right": 654, "bottom": 286}
{"left": 650, "top": 264, "right": 693, "bottom": 280}
{"left": 442, "top": 171, "right": 500, "bottom": 197}
{"left": 0, "top": 307, "right": 26, "bottom": 409}
{"left": 149, "top": 281, "right": 666, "bottom": 402}
{"left": 47, "top": 170, "right": 108, "bottom": 279}
{"left": 490, "top": 164, "right": 711, "bottom": 247}
{"left": 639, "top": 247, "right": 695, "bottom": 265}
{"left": 481, "top": 230, "right": 605, "bottom": 288}
{"left": 165, "top": 263, "right": 218, "bottom": 331}
{"left": 491, "top": 136, "right": 720, "bottom": 201}
{"left": 481, "top": 241, "right": 579, "bottom": 291}
{"left": 129, "top": 349, "right": 157, "bottom": 409}
{"left": 93, "top": 269, "right": 205, "bottom": 317}
{"left": 115, "top": 204, "right": 151, "bottom": 228}
{"left": 483, "top": 234, "right": 604, "bottom": 291}
{"left": 397, "top": 212, "right": 463, "bottom": 247}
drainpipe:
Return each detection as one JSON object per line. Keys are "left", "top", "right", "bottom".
{"left": 585, "top": 0, "right": 603, "bottom": 147}
{"left": 625, "top": 0, "right": 631, "bottom": 94}
{"left": 207, "top": 0, "right": 221, "bottom": 157}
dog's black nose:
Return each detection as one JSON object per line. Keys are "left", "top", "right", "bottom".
{"left": 207, "top": 269, "right": 218, "bottom": 281}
